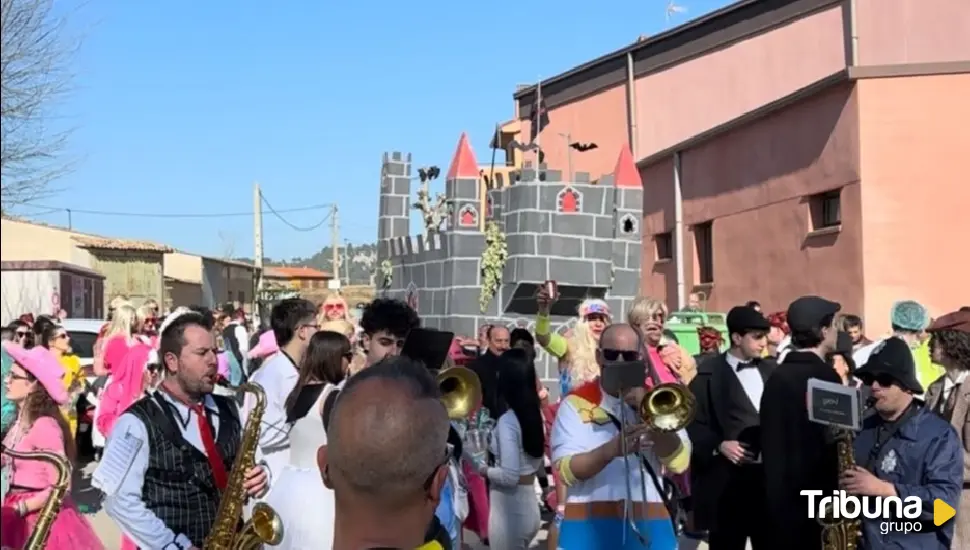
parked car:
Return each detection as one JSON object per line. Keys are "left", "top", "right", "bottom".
{"left": 61, "top": 318, "right": 106, "bottom": 457}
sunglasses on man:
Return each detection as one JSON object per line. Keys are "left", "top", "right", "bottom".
{"left": 600, "top": 348, "right": 642, "bottom": 362}
{"left": 857, "top": 373, "right": 900, "bottom": 388}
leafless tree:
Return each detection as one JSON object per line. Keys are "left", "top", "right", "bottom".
{"left": 217, "top": 230, "right": 236, "bottom": 259}
{"left": 1, "top": 0, "right": 78, "bottom": 208}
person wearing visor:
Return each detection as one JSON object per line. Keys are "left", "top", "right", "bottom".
{"left": 535, "top": 288, "right": 611, "bottom": 549}
{"left": 847, "top": 336, "right": 962, "bottom": 549}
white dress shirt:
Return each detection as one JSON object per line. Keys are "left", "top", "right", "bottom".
{"left": 243, "top": 351, "right": 299, "bottom": 480}
{"left": 725, "top": 352, "right": 764, "bottom": 413}
{"left": 97, "top": 391, "right": 268, "bottom": 550}
{"left": 551, "top": 390, "right": 691, "bottom": 504}
{"left": 942, "top": 370, "right": 968, "bottom": 403}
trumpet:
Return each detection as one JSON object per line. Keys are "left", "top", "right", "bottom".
{"left": 437, "top": 366, "right": 482, "bottom": 420}
{"left": 0, "top": 445, "right": 71, "bottom": 550}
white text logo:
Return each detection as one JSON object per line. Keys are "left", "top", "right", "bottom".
{"left": 802, "top": 490, "right": 924, "bottom": 535}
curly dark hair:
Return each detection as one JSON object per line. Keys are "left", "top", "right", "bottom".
{"left": 929, "top": 330, "right": 970, "bottom": 368}
{"left": 360, "top": 298, "right": 420, "bottom": 338}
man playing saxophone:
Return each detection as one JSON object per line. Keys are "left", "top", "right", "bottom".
{"left": 96, "top": 310, "right": 270, "bottom": 549}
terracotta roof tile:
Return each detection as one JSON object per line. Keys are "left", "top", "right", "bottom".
{"left": 72, "top": 235, "right": 173, "bottom": 253}
{"left": 264, "top": 266, "right": 332, "bottom": 279}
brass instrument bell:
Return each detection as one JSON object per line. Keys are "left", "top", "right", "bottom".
{"left": 638, "top": 382, "right": 696, "bottom": 432}
{"left": 437, "top": 366, "right": 483, "bottom": 420}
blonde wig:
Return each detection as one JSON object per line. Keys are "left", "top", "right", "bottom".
{"left": 564, "top": 298, "right": 612, "bottom": 387}
{"left": 320, "top": 319, "right": 355, "bottom": 340}
{"left": 627, "top": 296, "right": 669, "bottom": 330}
{"left": 105, "top": 303, "right": 137, "bottom": 343}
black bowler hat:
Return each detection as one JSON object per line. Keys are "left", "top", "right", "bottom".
{"left": 787, "top": 296, "right": 842, "bottom": 333}
{"left": 855, "top": 337, "right": 923, "bottom": 394}
{"left": 726, "top": 306, "right": 770, "bottom": 335}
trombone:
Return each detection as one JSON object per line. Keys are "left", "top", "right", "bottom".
{"left": 437, "top": 366, "right": 482, "bottom": 420}
{"left": 618, "top": 380, "right": 696, "bottom": 544}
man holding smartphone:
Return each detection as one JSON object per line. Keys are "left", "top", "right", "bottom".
{"left": 687, "top": 305, "right": 775, "bottom": 549}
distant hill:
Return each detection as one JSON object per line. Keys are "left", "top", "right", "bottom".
{"left": 235, "top": 242, "right": 378, "bottom": 285}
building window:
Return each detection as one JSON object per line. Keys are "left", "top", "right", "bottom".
{"left": 557, "top": 187, "right": 582, "bottom": 213}
{"left": 655, "top": 232, "right": 673, "bottom": 260}
{"left": 810, "top": 189, "right": 842, "bottom": 230}
{"left": 694, "top": 221, "right": 714, "bottom": 284}
{"left": 486, "top": 195, "right": 494, "bottom": 218}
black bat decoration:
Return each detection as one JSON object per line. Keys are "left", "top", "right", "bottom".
{"left": 509, "top": 140, "right": 540, "bottom": 152}
{"left": 570, "top": 142, "right": 598, "bottom": 152}
{"left": 417, "top": 166, "right": 441, "bottom": 182}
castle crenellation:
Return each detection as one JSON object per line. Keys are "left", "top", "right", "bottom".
{"left": 375, "top": 135, "right": 644, "bottom": 390}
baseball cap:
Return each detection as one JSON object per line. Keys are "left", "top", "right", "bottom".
{"left": 787, "top": 296, "right": 841, "bottom": 333}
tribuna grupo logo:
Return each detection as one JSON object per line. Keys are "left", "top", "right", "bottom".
{"left": 802, "top": 490, "right": 923, "bottom": 534}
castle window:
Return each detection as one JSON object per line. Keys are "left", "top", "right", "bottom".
{"left": 486, "top": 195, "right": 494, "bottom": 218}
{"left": 619, "top": 213, "right": 638, "bottom": 236}
{"left": 557, "top": 187, "right": 582, "bottom": 213}
{"left": 458, "top": 205, "right": 478, "bottom": 227}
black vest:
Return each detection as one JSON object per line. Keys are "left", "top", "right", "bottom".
{"left": 126, "top": 393, "right": 242, "bottom": 546}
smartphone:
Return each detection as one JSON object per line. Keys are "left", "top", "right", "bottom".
{"left": 544, "top": 280, "right": 559, "bottom": 301}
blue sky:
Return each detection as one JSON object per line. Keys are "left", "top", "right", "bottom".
{"left": 18, "top": 0, "right": 728, "bottom": 261}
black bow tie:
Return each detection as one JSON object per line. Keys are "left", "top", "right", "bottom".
{"left": 736, "top": 361, "right": 758, "bottom": 371}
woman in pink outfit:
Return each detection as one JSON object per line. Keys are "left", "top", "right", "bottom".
{"left": 0, "top": 342, "right": 103, "bottom": 550}
{"left": 95, "top": 342, "right": 152, "bottom": 438}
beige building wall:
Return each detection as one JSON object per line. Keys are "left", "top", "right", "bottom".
{"left": 164, "top": 252, "right": 204, "bottom": 284}
{"left": 857, "top": 73, "right": 970, "bottom": 333}
{"left": 0, "top": 218, "right": 95, "bottom": 267}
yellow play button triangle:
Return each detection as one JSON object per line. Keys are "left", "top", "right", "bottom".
{"left": 934, "top": 499, "right": 956, "bottom": 526}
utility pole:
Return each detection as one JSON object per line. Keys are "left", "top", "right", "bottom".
{"left": 330, "top": 205, "right": 340, "bottom": 287}
{"left": 253, "top": 182, "right": 264, "bottom": 317}
{"left": 343, "top": 239, "right": 351, "bottom": 284}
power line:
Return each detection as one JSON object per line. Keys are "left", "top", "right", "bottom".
{"left": 260, "top": 193, "right": 332, "bottom": 232}
{"left": 19, "top": 203, "right": 334, "bottom": 219}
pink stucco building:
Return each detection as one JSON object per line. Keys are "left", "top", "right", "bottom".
{"left": 498, "top": 0, "right": 969, "bottom": 334}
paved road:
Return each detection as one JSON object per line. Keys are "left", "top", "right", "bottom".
{"left": 78, "top": 462, "right": 720, "bottom": 549}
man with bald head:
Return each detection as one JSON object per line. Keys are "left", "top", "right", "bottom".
{"left": 317, "top": 356, "right": 453, "bottom": 550}
{"left": 551, "top": 322, "right": 691, "bottom": 550}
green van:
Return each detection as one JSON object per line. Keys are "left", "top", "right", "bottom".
{"left": 663, "top": 311, "right": 729, "bottom": 356}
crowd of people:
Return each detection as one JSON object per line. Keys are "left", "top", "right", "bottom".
{"left": 0, "top": 290, "right": 967, "bottom": 550}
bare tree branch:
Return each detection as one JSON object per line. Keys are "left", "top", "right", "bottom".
{"left": 1, "top": 0, "right": 79, "bottom": 208}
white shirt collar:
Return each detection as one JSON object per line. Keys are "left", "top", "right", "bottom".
{"left": 724, "top": 351, "right": 754, "bottom": 371}
{"left": 944, "top": 371, "right": 968, "bottom": 392}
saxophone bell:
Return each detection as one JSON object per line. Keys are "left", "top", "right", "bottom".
{"left": 203, "top": 382, "right": 284, "bottom": 549}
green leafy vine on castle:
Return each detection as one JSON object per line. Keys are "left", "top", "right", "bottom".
{"left": 479, "top": 222, "right": 508, "bottom": 313}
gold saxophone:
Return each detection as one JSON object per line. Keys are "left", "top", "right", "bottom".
{"left": 0, "top": 445, "right": 72, "bottom": 550}
{"left": 203, "top": 382, "right": 284, "bottom": 549}
{"left": 820, "top": 428, "right": 860, "bottom": 549}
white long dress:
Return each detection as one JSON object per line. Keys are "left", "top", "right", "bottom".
{"left": 263, "top": 383, "right": 336, "bottom": 549}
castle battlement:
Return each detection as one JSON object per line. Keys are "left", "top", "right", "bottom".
{"left": 375, "top": 135, "right": 644, "bottom": 395}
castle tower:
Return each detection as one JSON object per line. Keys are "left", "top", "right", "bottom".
{"left": 608, "top": 145, "right": 644, "bottom": 313}
{"left": 377, "top": 151, "right": 412, "bottom": 262}
{"left": 445, "top": 133, "right": 481, "bottom": 232}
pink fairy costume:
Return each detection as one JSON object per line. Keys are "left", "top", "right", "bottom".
{"left": 95, "top": 342, "right": 152, "bottom": 438}
{"left": 0, "top": 343, "right": 104, "bottom": 550}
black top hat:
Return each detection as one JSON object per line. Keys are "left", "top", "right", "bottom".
{"left": 855, "top": 337, "right": 923, "bottom": 394}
